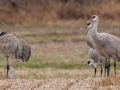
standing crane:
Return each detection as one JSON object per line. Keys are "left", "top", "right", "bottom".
{"left": 80, "top": 22, "right": 106, "bottom": 77}
{"left": 87, "top": 15, "right": 120, "bottom": 76}
{"left": 0, "top": 21, "right": 31, "bottom": 78}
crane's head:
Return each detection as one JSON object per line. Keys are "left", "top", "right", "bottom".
{"left": 7, "top": 67, "right": 14, "bottom": 79}
{"left": 80, "top": 22, "right": 92, "bottom": 30}
{"left": 87, "top": 22, "right": 92, "bottom": 28}
{"left": 8, "top": 67, "right": 14, "bottom": 72}
{"left": 87, "top": 59, "right": 94, "bottom": 66}
{"left": 87, "top": 15, "right": 99, "bottom": 23}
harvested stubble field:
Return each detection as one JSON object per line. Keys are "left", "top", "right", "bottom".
{"left": 1, "top": 76, "right": 120, "bottom": 90}
{"left": 0, "top": 22, "right": 119, "bottom": 89}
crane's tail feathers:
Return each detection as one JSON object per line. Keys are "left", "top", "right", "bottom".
{"left": 15, "top": 39, "right": 31, "bottom": 62}
{"left": 20, "top": 39, "right": 31, "bottom": 62}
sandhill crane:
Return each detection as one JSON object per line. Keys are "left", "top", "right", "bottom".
{"left": 80, "top": 22, "right": 95, "bottom": 48}
{"left": 6, "top": 67, "right": 14, "bottom": 79}
{"left": 87, "top": 15, "right": 120, "bottom": 76}
{"left": 88, "top": 48, "right": 105, "bottom": 78}
{"left": 80, "top": 22, "right": 106, "bottom": 77}
{"left": 0, "top": 32, "right": 31, "bottom": 78}
{"left": 0, "top": 21, "right": 31, "bottom": 78}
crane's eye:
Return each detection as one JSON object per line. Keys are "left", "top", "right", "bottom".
{"left": 88, "top": 61, "right": 90, "bottom": 64}
{"left": 87, "top": 23, "right": 91, "bottom": 26}
{"left": 93, "top": 16, "right": 96, "bottom": 19}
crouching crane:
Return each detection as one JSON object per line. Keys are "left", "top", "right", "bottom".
{"left": 88, "top": 48, "right": 105, "bottom": 78}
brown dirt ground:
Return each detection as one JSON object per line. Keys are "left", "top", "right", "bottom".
{"left": 0, "top": 75, "right": 120, "bottom": 90}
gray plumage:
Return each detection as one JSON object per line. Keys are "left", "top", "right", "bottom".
{"left": 88, "top": 15, "right": 118, "bottom": 59}
{"left": 80, "top": 22, "right": 106, "bottom": 77}
{"left": 86, "top": 22, "right": 106, "bottom": 65}
{"left": 88, "top": 48, "right": 105, "bottom": 77}
{"left": 88, "top": 48, "right": 105, "bottom": 68}
{"left": 88, "top": 15, "right": 119, "bottom": 76}
{"left": 0, "top": 32, "right": 31, "bottom": 62}
{"left": 7, "top": 67, "right": 14, "bottom": 79}
{"left": 86, "top": 23, "right": 95, "bottom": 49}
{"left": 19, "top": 39, "right": 31, "bottom": 61}
{"left": 0, "top": 32, "right": 31, "bottom": 78}
{"left": 88, "top": 48, "right": 100, "bottom": 66}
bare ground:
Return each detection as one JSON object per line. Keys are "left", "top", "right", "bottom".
{"left": 0, "top": 75, "right": 120, "bottom": 90}
{"left": 0, "top": 68, "right": 120, "bottom": 90}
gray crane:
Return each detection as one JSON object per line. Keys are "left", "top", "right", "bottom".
{"left": 80, "top": 22, "right": 95, "bottom": 48}
{"left": 0, "top": 32, "right": 31, "bottom": 78}
{"left": 0, "top": 21, "right": 31, "bottom": 78}
{"left": 80, "top": 22, "right": 106, "bottom": 77}
{"left": 88, "top": 48, "right": 105, "bottom": 78}
{"left": 6, "top": 67, "right": 14, "bottom": 79}
{"left": 87, "top": 15, "right": 120, "bottom": 76}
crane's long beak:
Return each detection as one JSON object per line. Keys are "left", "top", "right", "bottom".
{"left": 80, "top": 26, "right": 87, "bottom": 30}
{"left": 0, "top": 21, "right": 8, "bottom": 28}
{"left": 87, "top": 18, "right": 92, "bottom": 23}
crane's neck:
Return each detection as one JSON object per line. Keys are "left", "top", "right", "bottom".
{"left": 86, "top": 27, "right": 94, "bottom": 48}
{"left": 92, "top": 21, "right": 99, "bottom": 36}
{"left": 91, "top": 21, "right": 101, "bottom": 43}
{"left": 92, "top": 61, "right": 98, "bottom": 69}
{"left": 87, "top": 27, "right": 92, "bottom": 37}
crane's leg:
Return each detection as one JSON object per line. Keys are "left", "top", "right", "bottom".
{"left": 108, "top": 60, "right": 111, "bottom": 76}
{"left": 106, "top": 59, "right": 110, "bottom": 77}
{"left": 6, "top": 56, "right": 9, "bottom": 78}
{"left": 101, "top": 62, "right": 103, "bottom": 77}
{"left": 104, "top": 59, "right": 109, "bottom": 77}
{"left": 104, "top": 63, "right": 107, "bottom": 77}
{"left": 94, "top": 68, "right": 96, "bottom": 78}
{"left": 114, "top": 59, "right": 116, "bottom": 75}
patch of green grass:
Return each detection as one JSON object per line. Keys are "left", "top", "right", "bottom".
{"left": 25, "top": 63, "right": 46, "bottom": 68}
{"left": 51, "top": 62, "right": 75, "bottom": 69}
{"left": 0, "top": 56, "right": 6, "bottom": 61}
{"left": 25, "top": 60, "right": 87, "bottom": 69}
{"left": 55, "top": 63, "right": 80, "bottom": 69}
{"left": 25, "top": 56, "right": 45, "bottom": 68}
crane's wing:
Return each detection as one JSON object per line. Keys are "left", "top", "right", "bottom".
{"left": 88, "top": 48, "right": 100, "bottom": 63}
{"left": 19, "top": 39, "right": 31, "bottom": 62}
{"left": 0, "top": 32, "right": 31, "bottom": 62}
{"left": 0, "top": 32, "right": 21, "bottom": 58}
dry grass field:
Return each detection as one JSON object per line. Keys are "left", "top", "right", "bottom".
{"left": 0, "top": 20, "right": 119, "bottom": 89}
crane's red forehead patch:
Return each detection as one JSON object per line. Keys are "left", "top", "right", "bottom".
{"left": 93, "top": 15, "right": 96, "bottom": 18}
{"left": 87, "top": 61, "right": 90, "bottom": 64}
{"left": 87, "top": 23, "right": 91, "bottom": 26}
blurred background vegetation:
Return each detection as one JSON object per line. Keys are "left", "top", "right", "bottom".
{"left": 0, "top": 0, "right": 119, "bottom": 25}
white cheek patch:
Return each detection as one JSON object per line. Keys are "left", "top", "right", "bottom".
{"left": 93, "top": 17, "right": 96, "bottom": 20}
{"left": 89, "top": 62, "right": 92, "bottom": 66}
